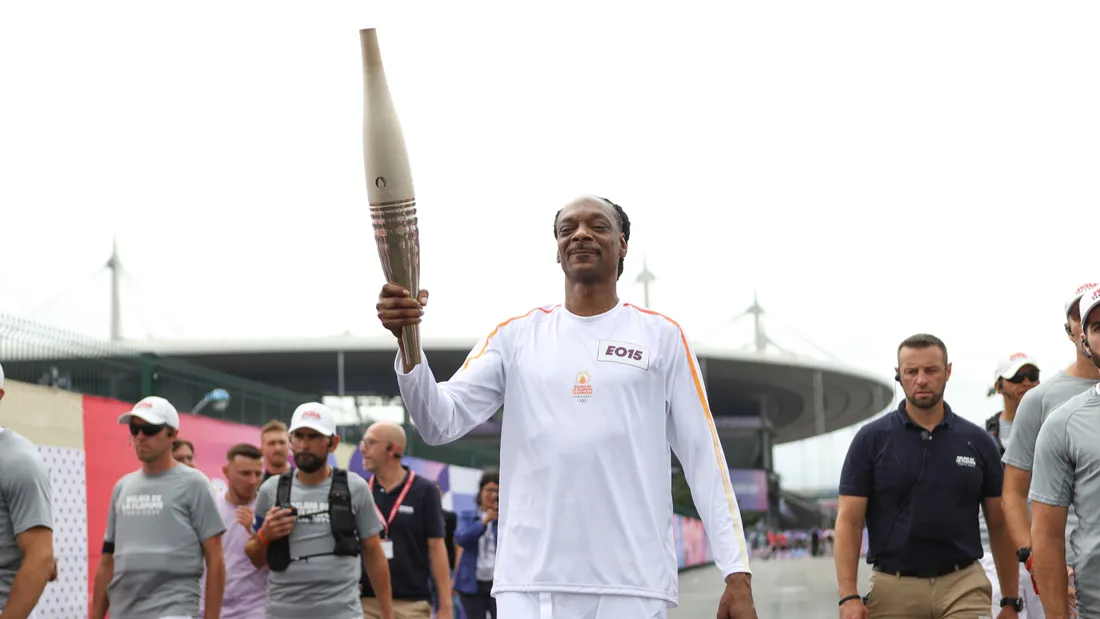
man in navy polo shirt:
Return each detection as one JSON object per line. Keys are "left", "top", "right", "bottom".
{"left": 834, "top": 333, "right": 1020, "bottom": 619}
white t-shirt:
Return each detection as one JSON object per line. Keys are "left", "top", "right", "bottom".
{"left": 395, "top": 302, "right": 751, "bottom": 605}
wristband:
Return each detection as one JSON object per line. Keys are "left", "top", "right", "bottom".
{"left": 257, "top": 530, "right": 270, "bottom": 546}
{"left": 839, "top": 594, "right": 862, "bottom": 607}
{"left": 1025, "top": 555, "right": 1040, "bottom": 596}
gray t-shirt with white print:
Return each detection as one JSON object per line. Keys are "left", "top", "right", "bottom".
{"left": 0, "top": 429, "right": 53, "bottom": 612}
{"left": 1030, "top": 386, "right": 1100, "bottom": 617}
{"left": 104, "top": 463, "right": 226, "bottom": 619}
{"left": 1002, "top": 369, "right": 1098, "bottom": 565}
{"left": 254, "top": 469, "right": 383, "bottom": 619}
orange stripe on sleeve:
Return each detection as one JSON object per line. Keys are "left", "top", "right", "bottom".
{"left": 460, "top": 306, "right": 556, "bottom": 371}
{"left": 624, "top": 303, "right": 749, "bottom": 567}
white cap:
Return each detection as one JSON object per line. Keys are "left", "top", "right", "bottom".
{"left": 993, "top": 352, "right": 1040, "bottom": 382}
{"left": 1080, "top": 286, "right": 1100, "bottom": 328}
{"left": 118, "top": 396, "right": 180, "bottom": 430}
{"left": 288, "top": 402, "right": 337, "bottom": 437}
{"left": 1067, "top": 282, "right": 1100, "bottom": 316}
{"left": 0, "top": 361, "right": 5, "bottom": 390}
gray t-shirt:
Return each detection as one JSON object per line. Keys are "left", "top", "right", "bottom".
{"left": 1030, "top": 385, "right": 1100, "bottom": 616}
{"left": 0, "top": 429, "right": 53, "bottom": 611}
{"left": 253, "top": 470, "right": 383, "bottom": 619}
{"left": 104, "top": 463, "right": 226, "bottom": 619}
{"left": 1002, "top": 369, "right": 1097, "bottom": 565}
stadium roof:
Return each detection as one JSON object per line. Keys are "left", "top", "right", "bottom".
{"left": 119, "top": 334, "right": 893, "bottom": 444}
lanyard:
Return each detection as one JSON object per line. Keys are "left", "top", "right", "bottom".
{"left": 369, "top": 470, "right": 416, "bottom": 537}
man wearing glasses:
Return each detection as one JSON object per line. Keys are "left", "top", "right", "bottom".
{"left": 359, "top": 421, "right": 453, "bottom": 619}
{"left": 91, "top": 396, "right": 227, "bottom": 619}
{"left": 245, "top": 403, "right": 395, "bottom": 619}
{"left": 982, "top": 353, "right": 1041, "bottom": 618}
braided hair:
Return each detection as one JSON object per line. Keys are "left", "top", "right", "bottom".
{"left": 552, "top": 196, "right": 631, "bottom": 280}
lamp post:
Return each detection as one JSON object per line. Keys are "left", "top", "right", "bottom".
{"left": 192, "top": 388, "right": 231, "bottom": 415}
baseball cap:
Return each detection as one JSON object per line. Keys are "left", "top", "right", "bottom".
{"left": 118, "top": 396, "right": 180, "bottom": 430}
{"left": 993, "top": 352, "right": 1040, "bottom": 383}
{"left": 1080, "top": 286, "right": 1100, "bottom": 329}
{"left": 288, "top": 402, "right": 337, "bottom": 437}
{"left": 1066, "top": 282, "right": 1100, "bottom": 316}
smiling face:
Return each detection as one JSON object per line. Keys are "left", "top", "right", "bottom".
{"left": 896, "top": 345, "right": 952, "bottom": 411}
{"left": 554, "top": 198, "right": 627, "bottom": 285}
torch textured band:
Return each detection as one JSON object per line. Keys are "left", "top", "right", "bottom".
{"left": 371, "top": 199, "right": 421, "bottom": 366}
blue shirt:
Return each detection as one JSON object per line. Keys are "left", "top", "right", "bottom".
{"left": 839, "top": 402, "right": 1003, "bottom": 572}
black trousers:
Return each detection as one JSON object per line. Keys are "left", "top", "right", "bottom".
{"left": 460, "top": 580, "right": 496, "bottom": 619}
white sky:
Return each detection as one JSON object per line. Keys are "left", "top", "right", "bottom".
{"left": 3, "top": 1, "right": 1099, "bottom": 491}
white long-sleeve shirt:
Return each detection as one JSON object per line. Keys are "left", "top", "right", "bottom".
{"left": 394, "top": 301, "right": 750, "bottom": 605}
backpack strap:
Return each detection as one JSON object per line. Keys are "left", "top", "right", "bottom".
{"left": 276, "top": 471, "right": 293, "bottom": 507}
{"left": 329, "top": 467, "right": 361, "bottom": 557}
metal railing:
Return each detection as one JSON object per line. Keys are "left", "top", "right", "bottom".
{"left": 0, "top": 313, "right": 314, "bottom": 427}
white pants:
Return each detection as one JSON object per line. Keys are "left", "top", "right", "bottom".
{"left": 495, "top": 592, "right": 667, "bottom": 619}
{"left": 981, "top": 553, "right": 1044, "bottom": 619}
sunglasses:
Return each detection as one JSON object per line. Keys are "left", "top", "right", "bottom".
{"left": 129, "top": 422, "right": 167, "bottom": 437}
{"left": 1006, "top": 368, "right": 1040, "bottom": 384}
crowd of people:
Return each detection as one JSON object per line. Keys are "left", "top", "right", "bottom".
{"left": 747, "top": 526, "right": 835, "bottom": 561}
{"left": 834, "top": 282, "right": 1100, "bottom": 619}
{"left": 0, "top": 196, "right": 762, "bottom": 619}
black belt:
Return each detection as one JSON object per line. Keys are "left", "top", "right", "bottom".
{"left": 873, "top": 559, "right": 975, "bottom": 579}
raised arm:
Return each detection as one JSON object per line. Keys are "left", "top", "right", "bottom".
{"left": 395, "top": 313, "right": 535, "bottom": 446}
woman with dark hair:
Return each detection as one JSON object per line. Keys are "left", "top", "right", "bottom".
{"left": 453, "top": 470, "right": 500, "bottom": 619}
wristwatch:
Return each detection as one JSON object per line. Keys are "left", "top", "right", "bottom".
{"left": 1000, "top": 597, "right": 1023, "bottom": 612}
{"left": 1016, "top": 547, "right": 1031, "bottom": 564}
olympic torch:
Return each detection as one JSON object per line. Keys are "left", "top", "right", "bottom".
{"left": 360, "top": 28, "right": 421, "bottom": 367}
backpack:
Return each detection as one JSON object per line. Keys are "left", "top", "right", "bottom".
{"left": 985, "top": 412, "right": 1005, "bottom": 456}
{"left": 266, "top": 468, "right": 360, "bottom": 572}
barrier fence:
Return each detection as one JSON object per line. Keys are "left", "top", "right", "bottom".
{"left": 1, "top": 378, "right": 718, "bottom": 618}
{"left": 0, "top": 313, "right": 314, "bottom": 426}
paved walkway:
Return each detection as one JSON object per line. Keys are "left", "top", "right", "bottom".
{"left": 670, "top": 556, "right": 872, "bottom": 618}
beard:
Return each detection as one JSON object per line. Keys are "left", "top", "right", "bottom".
{"left": 294, "top": 452, "right": 325, "bottom": 473}
{"left": 907, "top": 391, "right": 943, "bottom": 410}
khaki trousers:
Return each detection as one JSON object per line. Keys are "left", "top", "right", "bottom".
{"left": 361, "top": 597, "right": 432, "bottom": 619}
{"left": 866, "top": 561, "right": 993, "bottom": 619}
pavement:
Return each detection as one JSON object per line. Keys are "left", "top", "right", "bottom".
{"left": 669, "top": 556, "right": 872, "bottom": 618}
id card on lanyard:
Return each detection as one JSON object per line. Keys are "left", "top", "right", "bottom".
{"left": 369, "top": 470, "right": 416, "bottom": 560}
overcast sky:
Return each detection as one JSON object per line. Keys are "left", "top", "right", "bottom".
{"left": 3, "top": 1, "right": 1099, "bottom": 491}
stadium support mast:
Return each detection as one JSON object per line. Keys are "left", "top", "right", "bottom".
{"left": 106, "top": 235, "right": 122, "bottom": 341}
{"left": 731, "top": 289, "right": 791, "bottom": 355}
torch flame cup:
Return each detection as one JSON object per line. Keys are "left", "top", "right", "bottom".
{"left": 361, "top": 28, "right": 421, "bottom": 367}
